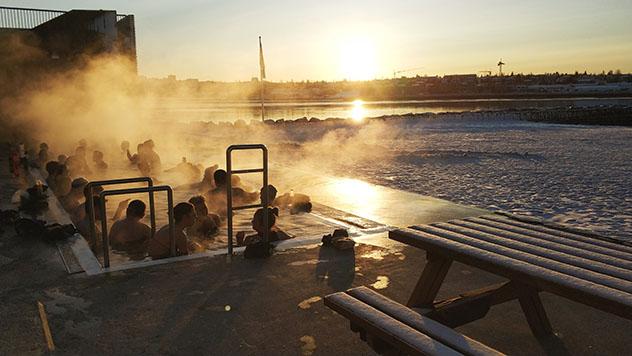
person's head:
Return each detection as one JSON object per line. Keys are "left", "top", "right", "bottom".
{"left": 188, "top": 195, "right": 208, "bottom": 216}
{"left": 126, "top": 200, "right": 146, "bottom": 220}
{"left": 252, "top": 207, "right": 277, "bottom": 235}
{"left": 121, "top": 141, "right": 130, "bottom": 151}
{"left": 57, "top": 154, "right": 67, "bottom": 164}
{"left": 78, "top": 139, "right": 87, "bottom": 149}
{"left": 40, "top": 142, "right": 48, "bottom": 150}
{"left": 143, "top": 139, "right": 155, "bottom": 150}
{"left": 46, "top": 161, "right": 60, "bottom": 177}
{"left": 214, "top": 169, "right": 227, "bottom": 187}
{"left": 260, "top": 184, "right": 278, "bottom": 204}
{"left": 71, "top": 177, "right": 89, "bottom": 195}
{"left": 181, "top": 157, "right": 187, "bottom": 163}
{"left": 92, "top": 150, "right": 104, "bottom": 162}
{"left": 173, "top": 202, "right": 196, "bottom": 227}
{"left": 83, "top": 184, "right": 103, "bottom": 200}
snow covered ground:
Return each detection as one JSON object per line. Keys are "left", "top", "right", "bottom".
{"left": 319, "top": 114, "right": 632, "bottom": 241}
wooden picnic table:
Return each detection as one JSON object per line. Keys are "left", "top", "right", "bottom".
{"left": 389, "top": 213, "right": 632, "bottom": 337}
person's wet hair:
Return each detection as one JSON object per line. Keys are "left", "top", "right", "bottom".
{"left": 214, "top": 169, "right": 227, "bottom": 186}
{"left": 46, "top": 161, "right": 60, "bottom": 176}
{"left": 253, "top": 207, "right": 277, "bottom": 232}
{"left": 126, "top": 200, "right": 146, "bottom": 219}
{"left": 173, "top": 202, "right": 194, "bottom": 223}
{"left": 83, "top": 184, "right": 103, "bottom": 199}
{"left": 71, "top": 177, "right": 89, "bottom": 190}
{"left": 260, "top": 184, "right": 278, "bottom": 203}
{"left": 188, "top": 195, "right": 206, "bottom": 206}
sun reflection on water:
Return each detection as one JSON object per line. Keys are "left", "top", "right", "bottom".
{"left": 350, "top": 99, "right": 366, "bottom": 122}
{"left": 327, "top": 177, "right": 380, "bottom": 219}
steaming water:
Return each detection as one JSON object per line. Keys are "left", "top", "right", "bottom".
{"left": 152, "top": 97, "right": 632, "bottom": 123}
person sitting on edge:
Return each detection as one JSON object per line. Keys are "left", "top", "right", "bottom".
{"left": 54, "top": 164, "right": 72, "bottom": 197}
{"left": 61, "top": 177, "right": 89, "bottom": 218}
{"left": 37, "top": 142, "right": 49, "bottom": 167}
{"left": 187, "top": 196, "right": 221, "bottom": 238}
{"left": 206, "top": 169, "right": 258, "bottom": 215}
{"left": 109, "top": 200, "right": 151, "bottom": 252}
{"left": 147, "top": 202, "right": 196, "bottom": 259}
{"left": 45, "top": 161, "right": 61, "bottom": 192}
{"left": 236, "top": 207, "right": 290, "bottom": 247}
{"left": 74, "top": 184, "right": 129, "bottom": 224}
{"left": 75, "top": 196, "right": 103, "bottom": 248}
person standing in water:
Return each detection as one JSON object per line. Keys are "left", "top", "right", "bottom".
{"left": 110, "top": 200, "right": 151, "bottom": 252}
{"left": 147, "top": 202, "right": 196, "bottom": 259}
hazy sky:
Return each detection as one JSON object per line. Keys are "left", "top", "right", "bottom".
{"left": 7, "top": 0, "right": 632, "bottom": 81}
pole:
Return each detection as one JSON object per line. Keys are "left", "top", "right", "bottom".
{"left": 259, "top": 36, "right": 265, "bottom": 122}
{"left": 260, "top": 78, "right": 265, "bottom": 122}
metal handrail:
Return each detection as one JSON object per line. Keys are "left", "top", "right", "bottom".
{"left": 226, "top": 144, "right": 269, "bottom": 255}
{"left": 86, "top": 177, "right": 155, "bottom": 251}
{"left": 99, "top": 185, "right": 174, "bottom": 268}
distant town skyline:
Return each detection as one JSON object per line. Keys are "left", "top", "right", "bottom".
{"left": 7, "top": 0, "right": 632, "bottom": 81}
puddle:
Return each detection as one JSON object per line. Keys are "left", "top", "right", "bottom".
{"left": 300, "top": 335, "right": 317, "bottom": 355}
{"left": 360, "top": 250, "right": 390, "bottom": 260}
{"left": 371, "top": 276, "right": 389, "bottom": 290}
{"left": 298, "top": 296, "right": 322, "bottom": 309}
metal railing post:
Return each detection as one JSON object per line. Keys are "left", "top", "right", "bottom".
{"left": 226, "top": 144, "right": 269, "bottom": 256}
{"left": 86, "top": 177, "right": 154, "bottom": 251}
{"left": 99, "top": 185, "right": 173, "bottom": 268}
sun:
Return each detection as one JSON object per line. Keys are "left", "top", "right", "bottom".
{"left": 339, "top": 38, "right": 377, "bottom": 81}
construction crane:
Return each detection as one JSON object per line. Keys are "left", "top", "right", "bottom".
{"left": 393, "top": 67, "right": 424, "bottom": 78}
{"left": 478, "top": 70, "right": 492, "bottom": 76}
{"left": 497, "top": 59, "right": 506, "bottom": 76}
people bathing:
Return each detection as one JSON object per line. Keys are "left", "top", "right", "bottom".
{"left": 109, "top": 200, "right": 151, "bottom": 252}
{"left": 187, "top": 195, "right": 220, "bottom": 239}
{"left": 147, "top": 202, "right": 196, "bottom": 259}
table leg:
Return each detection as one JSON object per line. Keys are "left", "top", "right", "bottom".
{"left": 407, "top": 253, "right": 452, "bottom": 308}
{"left": 517, "top": 284, "right": 553, "bottom": 337}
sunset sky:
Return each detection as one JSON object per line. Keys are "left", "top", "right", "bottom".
{"left": 8, "top": 0, "right": 632, "bottom": 81}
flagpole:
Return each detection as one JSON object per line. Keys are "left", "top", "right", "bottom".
{"left": 259, "top": 36, "right": 265, "bottom": 122}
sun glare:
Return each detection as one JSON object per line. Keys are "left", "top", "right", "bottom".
{"left": 350, "top": 99, "right": 366, "bottom": 122}
{"left": 339, "top": 38, "right": 377, "bottom": 81}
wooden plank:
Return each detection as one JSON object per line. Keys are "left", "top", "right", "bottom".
{"left": 37, "top": 301, "right": 55, "bottom": 352}
{"left": 389, "top": 228, "right": 632, "bottom": 320}
{"left": 408, "top": 253, "right": 452, "bottom": 308}
{"left": 412, "top": 224, "right": 632, "bottom": 294}
{"left": 480, "top": 215, "right": 632, "bottom": 257}
{"left": 515, "top": 285, "right": 553, "bottom": 337}
{"left": 324, "top": 292, "right": 462, "bottom": 356}
{"left": 434, "top": 222, "right": 632, "bottom": 281}
{"left": 455, "top": 219, "right": 632, "bottom": 270}
{"left": 425, "top": 282, "right": 518, "bottom": 329}
{"left": 347, "top": 286, "right": 505, "bottom": 356}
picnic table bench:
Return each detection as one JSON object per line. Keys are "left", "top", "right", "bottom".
{"left": 325, "top": 286, "right": 504, "bottom": 355}
{"left": 389, "top": 213, "right": 632, "bottom": 337}
{"left": 325, "top": 213, "right": 632, "bottom": 354}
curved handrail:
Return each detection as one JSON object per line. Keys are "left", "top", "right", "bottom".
{"left": 99, "top": 185, "right": 174, "bottom": 268}
{"left": 86, "top": 177, "right": 155, "bottom": 250}
{"left": 226, "top": 144, "right": 269, "bottom": 255}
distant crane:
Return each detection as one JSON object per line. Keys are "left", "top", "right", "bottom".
{"left": 478, "top": 70, "right": 492, "bottom": 76}
{"left": 497, "top": 59, "right": 506, "bottom": 76}
{"left": 393, "top": 67, "right": 425, "bottom": 78}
